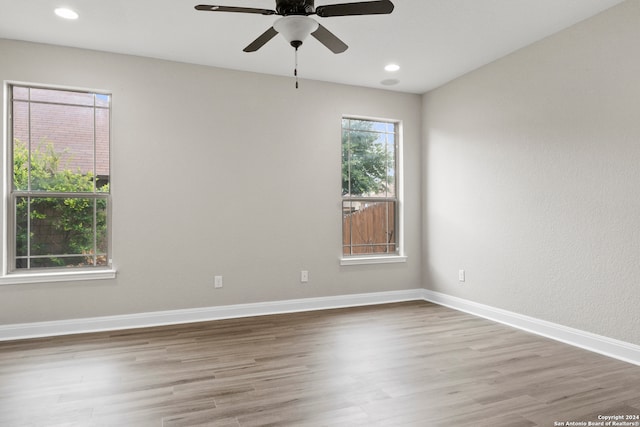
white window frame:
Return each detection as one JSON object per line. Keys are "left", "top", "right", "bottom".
{"left": 1, "top": 81, "right": 116, "bottom": 285}
{"left": 340, "top": 115, "right": 406, "bottom": 266}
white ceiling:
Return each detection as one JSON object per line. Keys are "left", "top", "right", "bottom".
{"left": 0, "top": 0, "right": 625, "bottom": 94}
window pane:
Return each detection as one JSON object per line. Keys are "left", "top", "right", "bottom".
{"left": 342, "top": 200, "right": 354, "bottom": 255}
{"left": 30, "top": 88, "right": 95, "bottom": 106}
{"left": 30, "top": 197, "right": 95, "bottom": 255}
{"left": 344, "top": 129, "right": 385, "bottom": 196}
{"left": 28, "top": 102, "right": 96, "bottom": 191}
{"left": 12, "top": 86, "right": 29, "bottom": 100}
{"left": 345, "top": 119, "right": 368, "bottom": 131}
{"left": 342, "top": 200, "right": 396, "bottom": 255}
{"left": 95, "top": 107, "right": 110, "bottom": 188}
{"left": 342, "top": 120, "right": 396, "bottom": 198}
{"left": 96, "top": 198, "right": 108, "bottom": 256}
{"left": 12, "top": 98, "right": 30, "bottom": 191}
{"left": 385, "top": 135, "right": 396, "bottom": 197}
{"left": 14, "top": 196, "right": 108, "bottom": 269}
{"left": 371, "top": 121, "right": 389, "bottom": 133}
{"left": 95, "top": 94, "right": 110, "bottom": 108}
{"left": 15, "top": 197, "right": 29, "bottom": 258}
{"left": 342, "top": 128, "right": 351, "bottom": 195}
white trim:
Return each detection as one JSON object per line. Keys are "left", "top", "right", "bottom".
{"left": 0, "top": 289, "right": 424, "bottom": 341}
{"left": 1, "top": 81, "right": 113, "bottom": 280}
{"left": 421, "top": 289, "right": 640, "bottom": 367}
{"left": 2, "top": 81, "right": 10, "bottom": 277}
{"left": 396, "top": 119, "right": 405, "bottom": 258}
{"left": 340, "top": 255, "right": 407, "bottom": 266}
{"left": 341, "top": 115, "right": 405, "bottom": 261}
{"left": 0, "top": 268, "right": 116, "bottom": 285}
{"left": 1, "top": 287, "right": 638, "bottom": 367}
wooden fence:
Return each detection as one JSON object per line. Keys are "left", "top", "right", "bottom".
{"left": 343, "top": 201, "right": 396, "bottom": 255}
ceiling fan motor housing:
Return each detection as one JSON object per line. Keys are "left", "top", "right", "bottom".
{"left": 276, "top": 0, "right": 315, "bottom": 16}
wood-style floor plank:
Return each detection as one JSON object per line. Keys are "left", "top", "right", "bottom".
{"left": 1, "top": 301, "right": 639, "bottom": 426}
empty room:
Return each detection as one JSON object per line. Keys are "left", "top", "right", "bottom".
{"left": 0, "top": 0, "right": 639, "bottom": 426}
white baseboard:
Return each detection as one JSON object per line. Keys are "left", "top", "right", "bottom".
{"left": 0, "top": 288, "right": 424, "bottom": 341}
{"left": 421, "top": 289, "right": 640, "bottom": 366}
{"left": 2, "top": 287, "right": 638, "bottom": 367}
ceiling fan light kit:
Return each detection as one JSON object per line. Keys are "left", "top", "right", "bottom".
{"left": 195, "top": 0, "right": 395, "bottom": 87}
{"left": 273, "top": 16, "right": 319, "bottom": 47}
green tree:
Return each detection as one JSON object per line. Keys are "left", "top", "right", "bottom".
{"left": 342, "top": 120, "right": 394, "bottom": 196}
{"left": 13, "top": 139, "right": 108, "bottom": 268}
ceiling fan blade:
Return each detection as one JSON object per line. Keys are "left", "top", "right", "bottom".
{"left": 311, "top": 24, "right": 348, "bottom": 53}
{"left": 243, "top": 27, "right": 279, "bottom": 52}
{"left": 195, "top": 5, "right": 276, "bottom": 15}
{"left": 315, "top": 0, "right": 394, "bottom": 17}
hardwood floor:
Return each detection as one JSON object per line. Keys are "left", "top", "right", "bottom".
{"left": 1, "top": 301, "right": 639, "bottom": 426}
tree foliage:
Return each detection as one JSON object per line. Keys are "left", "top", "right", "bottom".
{"left": 13, "top": 139, "right": 108, "bottom": 268}
{"left": 342, "top": 120, "right": 394, "bottom": 196}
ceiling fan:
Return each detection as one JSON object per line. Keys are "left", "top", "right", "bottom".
{"left": 194, "top": 0, "right": 395, "bottom": 54}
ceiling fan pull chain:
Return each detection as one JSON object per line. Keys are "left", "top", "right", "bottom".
{"left": 294, "top": 46, "right": 299, "bottom": 89}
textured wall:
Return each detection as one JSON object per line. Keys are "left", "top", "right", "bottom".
{"left": 0, "top": 39, "right": 422, "bottom": 323}
{"left": 422, "top": 0, "right": 640, "bottom": 344}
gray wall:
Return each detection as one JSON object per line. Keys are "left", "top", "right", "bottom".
{"left": 0, "top": 39, "right": 422, "bottom": 323}
{"left": 422, "top": 0, "right": 640, "bottom": 345}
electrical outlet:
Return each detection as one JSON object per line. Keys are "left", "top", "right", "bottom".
{"left": 458, "top": 269, "right": 465, "bottom": 282}
{"left": 300, "top": 270, "right": 309, "bottom": 283}
{"left": 214, "top": 275, "right": 223, "bottom": 288}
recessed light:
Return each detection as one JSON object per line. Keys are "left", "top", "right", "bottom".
{"left": 54, "top": 7, "right": 79, "bottom": 20}
{"left": 384, "top": 63, "right": 400, "bottom": 72}
{"left": 381, "top": 79, "right": 400, "bottom": 86}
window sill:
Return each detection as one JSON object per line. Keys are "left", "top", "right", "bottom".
{"left": 0, "top": 269, "right": 117, "bottom": 285}
{"left": 340, "top": 255, "right": 407, "bottom": 266}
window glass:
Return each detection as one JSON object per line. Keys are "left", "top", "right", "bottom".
{"left": 8, "top": 84, "right": 111, "bottom": 272}
{"left": 342, "top": 118, "right": 399, "bottom": 256}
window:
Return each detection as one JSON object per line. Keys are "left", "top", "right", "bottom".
{"left": 4, "top": 84, "right": 112, "bottom": 280}
{"left": 342, "top": 117, "right": 403, "bottom": 262}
